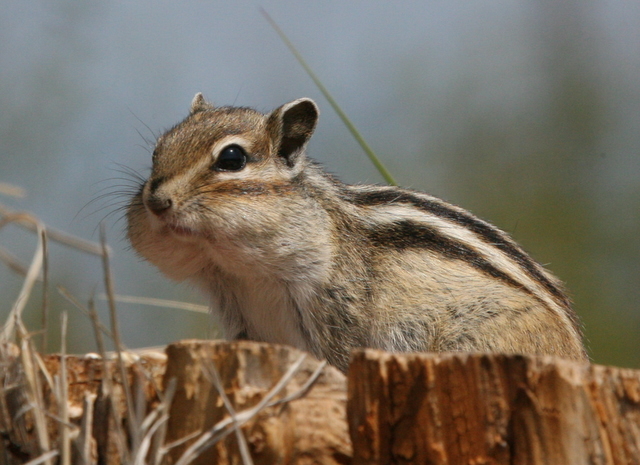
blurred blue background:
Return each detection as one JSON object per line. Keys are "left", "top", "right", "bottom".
{"left": 1, "top": 1, "right": 638, "bottom": 367}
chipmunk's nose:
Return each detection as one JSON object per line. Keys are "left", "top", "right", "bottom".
{"left": 144, "top": 176, "right": 175, "bottom": 216}
{"left": 145, "top": 192, "right": 173, "bottom": 216}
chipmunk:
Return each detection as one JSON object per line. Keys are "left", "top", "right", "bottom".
{"left": 127, "top": 93, "right": 588, "bottom": 372}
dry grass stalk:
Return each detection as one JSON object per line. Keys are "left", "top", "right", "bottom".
{"left": 75, "top": 391, "right": 97, "bottom": 464}
{"left": 0, "top": 183, "right": 26, "bottom": 198}
{"left": 0, "top": 211, "right": 45, "bottom": 342}
{"left": 0, "top": 204, "right": 104, "bottom": 256}
{"left": 1, "top": 198, "right": 107, "bottom": 463}
{"left": 98, "top": 294, "right": 209, "bottom": 314}
{"left": 57, "top": 312, "right": 70, "bottom": 465}
{"left": 202, "top": 354, "right": 254, "bottom": 465}
{"left": 0, "top": 247, "right": 40, "bottom": 280}
{"left": 18, "top": 332, "right": 52, "bottom": 464}
{"left": 99, "top": 223, "right": 136, "bottom": 464}
{"left": 22, "top": 450, "right": 59, "bottom": 465}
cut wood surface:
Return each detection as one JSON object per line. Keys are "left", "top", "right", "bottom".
{"left": 348, "top": 350, "right": 640, "bottom": 465}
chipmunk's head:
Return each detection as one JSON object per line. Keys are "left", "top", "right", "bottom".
{"left": 150, "top": 93, "right": 319, "bottom": 185}
{"left": 127, "top": 94, "right": 326, "bottom": 281}
{"left": 145, "top": 93, "right": 318, "bottom": 207}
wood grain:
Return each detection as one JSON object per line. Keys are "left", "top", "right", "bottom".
{"left": 347, "top": 350, "right": 640, "bottom": 465}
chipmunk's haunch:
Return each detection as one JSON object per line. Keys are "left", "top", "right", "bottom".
{"left": 127, "top": 93, "right": 587, "bottom": 372}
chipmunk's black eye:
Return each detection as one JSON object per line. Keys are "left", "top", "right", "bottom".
{"left": 213, "top": 144, "right": 247, "bottom": 171}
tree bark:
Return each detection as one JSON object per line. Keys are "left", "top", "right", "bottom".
{"left": 347, "top": 350, "right": 640, "bottom": 465}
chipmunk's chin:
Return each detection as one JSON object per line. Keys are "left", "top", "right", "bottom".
{"left": 166, "top": 222, "right": 199, "bottom": 238}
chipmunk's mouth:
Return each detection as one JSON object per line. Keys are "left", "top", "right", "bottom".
{"left": 166, "top": 222, "right": 200, "bottom": 238}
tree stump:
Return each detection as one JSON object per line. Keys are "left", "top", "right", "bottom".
{"left": 0, "top": 340, "right": 349, "bottom": 465}
{"left": 161, "top": 340, "right": 350, "bottom": 465}
{"left": 3, "top": 341, "right": 640, "bottom": 464}
{"left": 347, "top": 350, "right": 640, "bottom": 465}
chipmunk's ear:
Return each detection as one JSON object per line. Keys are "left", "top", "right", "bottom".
{"left": 190, "top": 93, "right": 214, "bottom": 114}
{"left": 267, "top": 98, "right": 319, "bottom": 167}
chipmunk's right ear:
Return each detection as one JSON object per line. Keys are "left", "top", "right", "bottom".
{"left": 267, "top": 98, "right": 319, "bottom": 167}
{"left": 190, "top": 93, "right": 214, "bottom": 114}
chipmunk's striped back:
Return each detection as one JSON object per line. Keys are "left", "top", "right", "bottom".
{"left": 342, "top": 185, "right": 577, "bottom": 325}
{"left": 127, "top": 94, "right": 588, "bottom": 373}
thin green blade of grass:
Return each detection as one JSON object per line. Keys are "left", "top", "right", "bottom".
{"left": 261, "top": 9, "right": 397, "bottom": 186}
